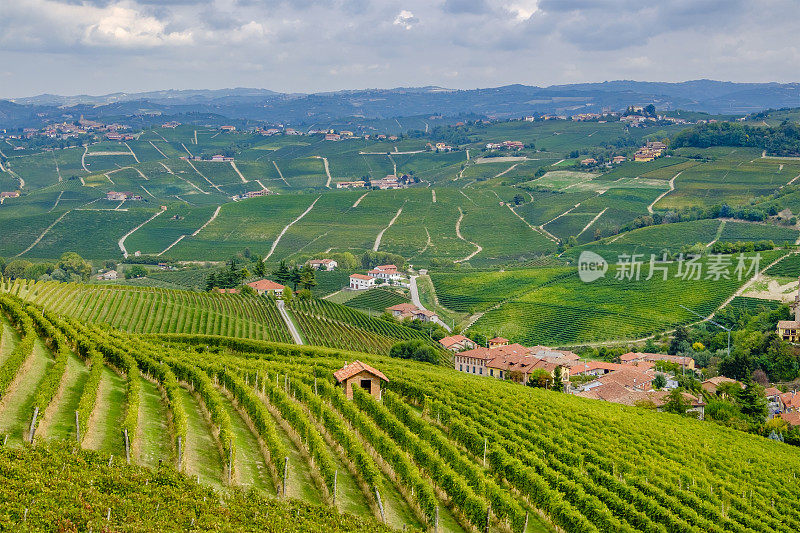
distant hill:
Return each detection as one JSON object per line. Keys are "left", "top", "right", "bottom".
{"left": 4, "top": 80, "right": 800, "bottom": 129}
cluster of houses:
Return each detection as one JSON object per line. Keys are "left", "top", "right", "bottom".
{"left": 447, "top": 339, "right": 710, "bottom": 416}
{"left": 581, "top": 155, "right": 628, "bottom": 166}
{"left": 181, "top": 155, "right": 234, "bottom": 162}
{"left": 11, "top": 116, "right": 131, "bottom": 141}
{"left": 348, "top": 264, "right": 406, "bottom": 290}
{"left": 0, "top": 191, "right": 20, "bottom": 203}
{"left": 106, "top": 191, "right": 143, "bottom": 201}
{"left": 426, "top": 142, "right": 454, "bottom": 152}
{"left": 701, "top": 376, "right": 800, "bottom": 427}
{"left": 335, "top": 174, "right": 413, "bottom": 190}
{"left": 634, "top": 141, "right": 667, "bottom": 162}
{"left": 485, "top": 140, "right": 524, "bottom": 150}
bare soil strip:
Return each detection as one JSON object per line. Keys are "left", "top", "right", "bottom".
{"left": 263, "top": 196, "right": 321, "bottom": 260}
{"left": 231, "top": 161, "right": 248, "bottom": 183}
{"left": 118, "top": 209, "right": 166, "bottom": 258}
{"left": 15, "top": 209, "right": 72, "bottom": 257}
{"left": 373, "top": 206, "right": 404, "bottom": 251}
{"left": 454, "top": 207, "right": 482, "bottom": 263}
{"left": 352, "top": 192, "right": 369, "bottom": 207}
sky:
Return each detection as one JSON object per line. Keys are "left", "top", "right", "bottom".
{"left": 1, "top": 0, "right": 799, "bottom": 98}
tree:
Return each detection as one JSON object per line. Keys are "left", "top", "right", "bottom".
{"left": 272, "top": 260, "right": 291, "bottom": 284}
{"left": 3, "top": 259, "right": 32, "bottom": 279}
{"left": 299, "top": 265, "right": 317, "bottom": 290}
{"left": 289, "top": 265, "right": 302, "bottom": 291}
{"left": 389, "top": 340, "right": 439, "bottom": 364}
{"left": 253, "top": 259, "right": 267, "bottom": 278}
{"left": 752, "top": 369, "right": 769, "bottom": 387}
{"left": 653, "top": 374, "right": 667, "bottom": 390}
{"left": 57, "top": 252, "right": 92, "bottom": 281}
{"left": 662, "top": 388, "right": 691, "bottom": 416}
{"left": 669, "top": 325, "right": 691, "bottom": 355}
{"left": 552, "top": 366, "right": 564, "bottom": 392}
{"left": 738, "top": 378, "right": 768, "bottom": 424}
{"left": 513, "top": 194, "right": 525, "bottom": 205}
{"left": 125, "top": 265, "right": 148, "bottom": 279}
{"left": 527, "top": 369, "right": 552, "bottom": 388}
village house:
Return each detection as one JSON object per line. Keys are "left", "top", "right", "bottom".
{"left": 577, "top": 384, "right": 705, "bottom": 418}
{"left": 325, "top": 133, "right": 341, "bottom": 141}
{"left": 334, "top": 360, "right": 389, "bottom": 400}
{"left": 247, "top": 279, "right": 286, "bottom": 297}
{"left": 780, "top": 391, "right": 800, "bottom": 413}
{"left": 581, "top": 158, "right": 598, "bottom": 166}
{"left": 216, "top": 288, "right": 240, "bottom": 294}
{"left": 454, "top": 343, "right": 528, "bottom": 376}
{"left": 502, "top": 140, "right": 524, "bottom": 150}
{"left": 308, "top": 259, "right": 338, "bottom": 271}
{"left": 349, "top": 274, "right": 375, "bottom": 290}
{"left": 778, "top": 412, "right": 800, "bottom": 426}
{"left": 612, "top": 156, "right": 627, "bottom": 164}
{"left": 340, "top": 130, "right": 354, "bottom": 138}
{"left": 220, "top": 125, "right": 236, "bottom": 132}
{"left": 486, "top": 354, "right": 571, "bottom": 385}
{"left": 701, "top": 376, "right": 742, "bottom": 395}
{"left": 210, "top": 154, "right": 234, "bottom": 162}
{"left": 439, "top": 334, "right": 477, "bottom": 352}
{"left": 777, "top": 278, "right": 800, "bottom": 341}
{"left": 488, "top": 337, "right": 509, "bottom": 349}
{"left": 0, "top": 191, "right": 20, "bottom": 199}
{"left": 336, "top": 181, "right": 366, "bottom": 189}
{"left": 621, "top": 352, "right": 696, "bottom": 371}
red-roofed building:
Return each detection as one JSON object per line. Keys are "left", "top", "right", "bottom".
{"left": 247, "top": 279, "right": 286, "bottom": 297}
{"left": 779, "top": 412, "right": 800, "bottom": 426}
{"left": 486, "top": 354, "right": 570, "bottom": 385}
{"left": 308, "top": 259, "right": 338, "bottom": 271}
{"left": 349, "top": 274, "right": 375, "bottom": 290}
{"left": 622, "top": 352, "right": 695, "bottom": 371}
{"left": 455, "top": 343, "right": 528, "bottom": 376}
{"left": 488, "top": 337, "right": 509, "bottom": 349}
{"left": 702, "top": 376, "right": 742, "bottom": 395}
{"left": 780, "top": 391, "right": 800, "bottom": 413}
{"left": 439, "top": 335, "right": 477, "bottom": 352}
{"left": 333, "top": 360, "right": 388, "bottom": 400}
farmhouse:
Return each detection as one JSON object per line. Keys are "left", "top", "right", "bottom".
{"left": 780, "top": 391, "right": 800, "bottom": 413}
{"left": 106, "top": 191, "right": 142, "bottom": 201}
{"left": 244, "top": 189, "right": 272, "bottom": 198}
{"left": 96, "top": 270, "right": 118, "bottom": 281}
{"left": 210, "top": 155, "right": 234, "bottom": 162}
{"left": 581, "top": 158, "right": 597, "bottom": 166}
{"left": 220, "top": 125, "right": 236, "bottom": 132}
{"left": 385, "top": 303, "right": 438, "bottom": 322}
{"left": 334, "top": 360, "right": 389, "bottom": 400}
{"left": 325, "top": 133, "right": 341, "bottom": 141}
{"left": 308, "top": 259, "right": 337, "bottom": 271}
{"left": 439, "top": 334, "right": 477, "bottom": 352}
{"left": 371, "top": 175, "right": 403, "bottom": 190}
{"left": 247, "top": 279, "right": 286, "bottom": 297}
{"left": 349, "top": 274, "right": 375, "bottom": 290}
{"left": 336, "top": 181, "right": 366, "bottom": 189}
{"left": 612, "top": 156, "right": 627, "bottom": 163}
{"left": 368, "top": 264, "right": 401, "bottom": 281}
{"left": 0, "top": 191, "right": 20, "bottom": 198}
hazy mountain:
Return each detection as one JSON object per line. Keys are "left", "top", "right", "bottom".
{"left": 3, "top": 81, "right": 800, "bottom": 130}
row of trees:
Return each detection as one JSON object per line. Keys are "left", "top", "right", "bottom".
{"left": 672, "top": 121, "right": 800, "bottom": 157}
{"left": 0, "top": 252, "right": 93, "bottom": 282}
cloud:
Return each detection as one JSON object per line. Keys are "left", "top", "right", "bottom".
{"left": 0, "top": 0, "right": 797, "bottom": 98}
{"left": 393, "top": 10, "right": 418, "bottom": 30}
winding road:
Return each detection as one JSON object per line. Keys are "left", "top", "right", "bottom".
{"left": 409, "top": 275, "right": 451, "bottom": 332}
{"left": 647, "top": 170, "right": 684, "bottom": 214}
{"left": 277, "top": 301, "right": 304, "bottom": 344}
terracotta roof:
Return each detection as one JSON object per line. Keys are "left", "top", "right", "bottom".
{"left": 569, "top": 361, "right": 628, "bottom": 374}
{"left": 414, "top": 309, "right": 437, "bottom": 317}
{"left": 778, "top": 320, "right": 800, "bottom": 329}
{"left": 779, "top": 412, "right": 800, "bottom": 426}
{"left": 595, "top": 369, "right": 654, "bottom": 390}
{"left": 780, "top": 392, "right": 800, "bottom": 410}
{"left": 387, "top": 303, "right": 418, "bottom": 313}
{"left": 764, "top": 387, "right": 782, "bottom": 398}
{"left": 375, "top": 264, "right": 397, "bottom": 271}
{"left": 440, "top": 335, "right": 471, "bottom": 348}
{"left": 333, "top": 360, "right": 389, "bottom": 383}
{"left": 247, "top": 279, "right": 285, "bottom": 291}
{"left": 703, "top": 376, "right": 740, "bottom": 386}
{"left": 350, "top": 274, "right": 373, "bottom": 281}
{"left": 622, "top": 352, "right": 693, "bottom": 366}
{"left": 457, "top": 347, "right": 495, "bottom": 361}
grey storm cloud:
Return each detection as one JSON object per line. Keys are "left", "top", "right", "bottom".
{"left": 0, "top": 0, "right": 797, "bottom": 98}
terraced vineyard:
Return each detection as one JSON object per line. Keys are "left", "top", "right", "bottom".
{"left": 2, "top": 279, "right": 293, "bottom": 344}
{"left": 432, "top": 252, "right": 782, "bottom": 345}
{"left": 2, "top": 293, "right": 800, "bottom": 532}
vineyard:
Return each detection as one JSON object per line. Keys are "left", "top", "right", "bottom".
{"left": 2, "top": 293, "right": 800, "bottom": 532}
